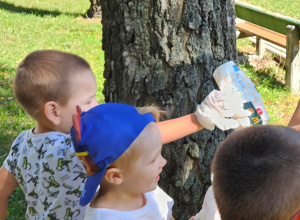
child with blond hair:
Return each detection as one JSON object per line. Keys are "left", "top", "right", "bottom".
{"left": 70, "top": 103, "right": 173, "bottom": 219}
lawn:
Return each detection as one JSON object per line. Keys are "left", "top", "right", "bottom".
{"left": 1, "top": 0, "right": 299, "bottom": 219}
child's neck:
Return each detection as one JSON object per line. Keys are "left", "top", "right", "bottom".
{"left": 34, "top": 120, "right": 67, "bottom": 134}
{"left": 91, "top": 187, "right": 146, "bottom": 211}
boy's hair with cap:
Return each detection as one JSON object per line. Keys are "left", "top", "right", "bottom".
{"left": 70, "top": 103, "right": 156, "bottom": 206}
{"left": 212, "top": 125, "right": 300, "bottom": 220}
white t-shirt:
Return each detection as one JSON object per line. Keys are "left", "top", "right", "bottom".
{"left": 4, "top": 128, "right": 87, "bottom": 220}
{"left": 193, "top": 186, "right": 221, "bottom": 220}
{"left": 84, "top": 186, "right": 174, "bottom": 220}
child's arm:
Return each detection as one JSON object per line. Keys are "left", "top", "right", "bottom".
{"left": 289, "top": 99, "right": 300, "bottom": 127}
{"left": 158, "top": 90, "right": 251, "bottom": 144}
{"left": 0, "top": 166, "right": 18, "bottom": 220}
{"left": 158, "top": 113, "right": 204, "bottom": 144}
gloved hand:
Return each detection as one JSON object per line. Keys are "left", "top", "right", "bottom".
{"left": 195, "top": 90, "right": 251, "bottom": 131}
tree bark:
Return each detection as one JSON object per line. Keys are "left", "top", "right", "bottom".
{"left": 101, "top": 0, "right": 237, "bottom": 219}
{"left": 87, "top": 0, "right": 102, "bottom": 18}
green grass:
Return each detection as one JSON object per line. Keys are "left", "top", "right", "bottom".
{"left": 0, "top": 0, "right": 104, "bottom": 218}
{"left": 237, "top": 38, "right": 300, "bottom": 126}
{"left": 237, "top": 0, "right": 300, "bottom": 20}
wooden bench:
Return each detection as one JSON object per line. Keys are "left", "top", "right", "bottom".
{"left": 235, "top": 2, "right": 300, "bottom": 93}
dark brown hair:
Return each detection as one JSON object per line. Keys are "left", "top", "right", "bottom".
{"left": 13, "top": 50, "right": 92, "bottom": 119}
{"left": 212, "top": 125, "right": 300, "bottom": 220}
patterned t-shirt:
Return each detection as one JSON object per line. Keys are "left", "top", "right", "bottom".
{"left": 4, "top": 128, "right": 87, "bottom": 220}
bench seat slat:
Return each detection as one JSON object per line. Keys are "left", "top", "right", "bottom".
{"left": 236, "top": 21, "right": 287, "bottom": 48}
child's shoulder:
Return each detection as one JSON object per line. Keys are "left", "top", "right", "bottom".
{"left": 10, "top": 128, "right": 73, "bottom": 157}
{"left": 13, "top": 128, "right": 71, "bottom": 145}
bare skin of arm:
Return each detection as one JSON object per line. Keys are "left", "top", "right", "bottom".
{"left": 0, "top": 166, "right": 18, "bottom": 220}
{"left": 288, "top": 100, "right": 300, "bottom": 132}
{"left": 288, "top": 99, "right": 300, "bottom": 127}
{"left": 158, "top": 113, "right": 204, "bottom": 144}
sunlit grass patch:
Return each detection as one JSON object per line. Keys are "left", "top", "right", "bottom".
{"left": 237, "top": 39, "right": 300, "bottom": 126}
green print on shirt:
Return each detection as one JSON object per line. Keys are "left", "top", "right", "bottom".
{"left": 28, "top": 188, "right": 39, "bottom": 199}
{"left": 36, "top": 144, "right": 47, "bottom": 159}
{"left": 41, "top": 197, "right": 52, "bottom": 211}
{"left": 28, "top": 206, "right": 40, "bottom": 218}
{"left": 43, "top": 176, "right": 60, "bottom": 189}
{"left": 61, "top": 137, "right": 72, "bottom": 146}
{"left": 22, "top": 156, "right": 32, "bottom": 169}
{"left": 27, "top": 174, "right": 39, "bottom": 186}
{"left": 66, "top": 186, "right": 82, "bottom": 198}
{"left": 42, "top": 162, "right": 55, "bottom": 175}
{"left": 73, "top": 171, "right": 87, "bottom": 183}
{"left": 11, "top": 143, "right": 19, "bottom": 156}
{"left": 56, "top": 158, "right": 72, "bottom": 172}
{"left": 47, "top": 213, "right": 59, "bottom": 220}
{"left": 16, "top": 167, "right": 24, "bottom": 184}
{"left": 63, "top": 207, "right": 80, "bottom": 220}
{"left": 27, "top": 138, "right": 33, "bottom": 148}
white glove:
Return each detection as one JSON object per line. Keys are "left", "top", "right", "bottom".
{"left": 195, "top": 90, "right": 251, "bottom": 131}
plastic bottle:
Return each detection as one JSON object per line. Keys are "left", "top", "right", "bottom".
{"left": 213, "top": 61, "right": 269, "bottom": 125}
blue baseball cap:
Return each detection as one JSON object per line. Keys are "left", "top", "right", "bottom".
{"left": 70, "top": 103, "right": 155, "bottom": 206}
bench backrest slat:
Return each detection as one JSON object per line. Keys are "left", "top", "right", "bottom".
{"left": 235, "top": 2, "right": 300, "bottom": 35}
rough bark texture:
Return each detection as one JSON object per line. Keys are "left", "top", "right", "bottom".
{"left": 101, "top": 0, "right": 237, "bottom": 219}
{"left": 87, "top": 0, "right": 102, "bottom": 18}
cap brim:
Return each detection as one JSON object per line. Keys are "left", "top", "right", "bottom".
{"left": 80, "top": 169, "right": 105, "bottom": 206}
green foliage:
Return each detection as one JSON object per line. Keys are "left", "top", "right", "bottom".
{"left": 6, "top": 187, "right": 27, "bottom": 220}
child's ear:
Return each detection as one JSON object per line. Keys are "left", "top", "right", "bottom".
{"left": 44, "top": 101, "right": 60, "bottom": 125}
{"left": 104, "top": 168, "right": 123, "bottom": 185}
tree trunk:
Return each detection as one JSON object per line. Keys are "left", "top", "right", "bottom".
{"left": 87, "top": 0, "right": 102, "bottom": 18}
{"left": 101, "top": 0, "right": 237, "bottom": 219}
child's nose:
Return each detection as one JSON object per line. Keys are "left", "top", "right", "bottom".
{"left": 160, "top": 156, "right": 167, "bottom": 168}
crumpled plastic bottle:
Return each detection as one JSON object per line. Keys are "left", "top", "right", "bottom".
{"left": 213, "top": 61, "right": 269, "bottom": 125}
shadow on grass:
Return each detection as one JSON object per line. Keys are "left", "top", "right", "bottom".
{"left": 0, "top": 0, "right": 83, "bottom": 17}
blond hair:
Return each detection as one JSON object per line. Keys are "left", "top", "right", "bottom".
{"left": 110, "top": 105, "right": 165, "bottom": 170}
{"left": 13, "top": 50, "right": 92, "bottom": 119}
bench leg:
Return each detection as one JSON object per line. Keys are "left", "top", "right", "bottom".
{"left": 256, "top": 37, "right": 266, "bottom": 58}
{"left": 286, "top": 25, "right": 300, "bottom": 93}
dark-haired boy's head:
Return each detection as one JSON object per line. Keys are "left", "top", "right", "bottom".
{"left": 212, "top": 125, "right": 300, "bottom": 220}
{"left": 13, "top": 50, "right": 98, "bottom": 133}
{"left": 14, "top": 50, "right": 95, "bottom": 119}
